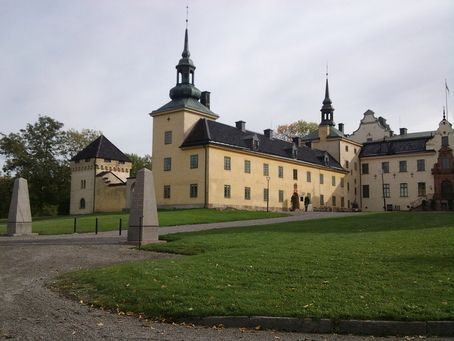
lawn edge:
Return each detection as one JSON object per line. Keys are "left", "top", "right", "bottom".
{"left": 177, "top": 316, "right": 454, "bottom": 337}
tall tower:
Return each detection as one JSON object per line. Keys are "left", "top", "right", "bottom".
{"left": 150, "top": 25, "right": 217, "bottom": 208}
{"left": 320, "top": 75, "right": 335, "bottom": 126}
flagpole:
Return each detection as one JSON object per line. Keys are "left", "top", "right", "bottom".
{"left": 446, "top": 79, "right": 449, "bottom": 121}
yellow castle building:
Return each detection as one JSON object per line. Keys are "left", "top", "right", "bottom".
{"left": 69, "top": 27, "right": 454, "bottom": 214}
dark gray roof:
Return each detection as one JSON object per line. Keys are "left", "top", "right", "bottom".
{"left": 71, "top": 135, "right": 130, "bottom": 162}
{"left": 181, "top": 119, "right": 345, "bottom": 171}
{"left": 360, "top": 136, "right": 434, "bottom": 157}
{"left": 151, "top": 97, "right": 218, "bottom": 118}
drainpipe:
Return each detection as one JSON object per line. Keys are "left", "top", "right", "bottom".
{"left": 204, "top": 146, "right": 208, "bottom": 208}
{"left": 92, "top": 158, "right": 96, "bottom": 213}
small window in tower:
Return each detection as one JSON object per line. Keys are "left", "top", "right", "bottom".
{"left": 164, "top": 131, "right": 172, "bottom": 145}
{"left": 79, "top": 198, "right": 86, "bottom": 209}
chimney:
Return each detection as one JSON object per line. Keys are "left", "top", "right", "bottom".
{"left": 338, "top": 123, "right": 344, "bottom": 133}
{"left": 264, "top": 129, "right": 273, "bottom": 139}
{"left": 200, "top": 91, "right": 210, "bottom": 109}
{"left": 292, "top": 136, "right": 301, "bottom": 146}
{"left": 235, "top": 120, "right": 246, "bottom": 132}
{"left": 399, "top": 128, "right": 407, "bottom": 135}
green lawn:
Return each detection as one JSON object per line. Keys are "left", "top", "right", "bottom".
{"left": 54, "top": 212, "right": 454, "bottom": 321}
{"left": 0, "top": 209, "right": 287, "bottom": 235}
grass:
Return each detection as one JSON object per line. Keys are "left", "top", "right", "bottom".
{"left": 54, "top": 212, "right": 454, "bottom": 321}
{"left": 0, "top": 208, "right": 287, "bottom": 235}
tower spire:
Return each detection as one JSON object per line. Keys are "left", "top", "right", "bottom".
{"left": 443, "top": 106, "right": 446, "bottom": 120}
{"left": 168, "top": 16, "right": 201, "bottom": 101}
{"left": 320, "top": 71, "right": 335, "bottom": 126}
{"left": 182, "top": 4, "right": 190, "bottom": 58}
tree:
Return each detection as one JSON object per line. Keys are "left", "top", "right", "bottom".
{"left": 126, "top": 153, "right": 152, "bottom": 177}
{"left": 0, "top": 175, "right": 14, "bottom": 218}
{"left": 0, "top": 116, "right": 67, "bottom": 215}
{"left": 0, "top": 116, "right": 101, "bottom": 216}
{"left": 63, "top": 128, "right": 102, "bottom": 160}
{"left": 275, "top": 120, "right": 318, "bottom": 141}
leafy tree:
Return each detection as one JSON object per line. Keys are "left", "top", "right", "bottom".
{"left": 276, "top": 120, "right": 318, "bottom": 141}
{"left": 0, "top": 116, "right": 101, "bottom": 216}
{"left": 126, "top": 153, "right": 152, "bottom": 177}
{"left": 0, "top": 175, "right": 14, "bottom": 218}
{"left": 0, "top": 116, "right": 68, "bottom": 216}
{"left": 63, "top": 128, "right": 102, "bottom": 160}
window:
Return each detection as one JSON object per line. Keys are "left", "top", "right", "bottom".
{"left": 244, "top": 187, "right": 251, "bottom": 200}
{"left": 278, "top": 166, "right": 284, "bottom": 178}
{"left": 400, "top": 183, "right": 408, "bottom": 197}
{"left": 332, "top": 196, "right": 336, "bottom": 206}
{"left": 442, "top": 158, "right": 451, "bottom": 169}
{"left": 164, "top": 185, "right": 171, "bottom": 199}
{"left": 341, "top": 197, "right": 345, "bottom": 208}
{"left": 383, "top": 184, "right": 390, "bottom": 198}
{"left": 244, "top": 160, "right": 251, "bottom": 173}
{"left": 190, "top": 184, "right": 198, "bottom": 198}
{"left": 190, "top": 154, "right": 198, "bottom": 169}
{"left": 340, "top": 178, "right": 345, "bottom": 188}
{"left": 80, "top": 179, "right": 86, "bottom": 189}
{"left": 224, "top": 156, "right": 231, "bottom": 170}
{"left": 416, "top": 159, "right": 425, "bottom": 172}
{"left": 345, "top": 145, "right": 349, "bottom": 152}
{"left": 79, "top": 198, "right": 85, "bottom": 209}
{"left": 320, "top": 194, "right": 325, "bottom": 206}
{"left": 345, "top": 160, "right": 349, "bottom": 169}
{"left": 164, "top": 157, "right": 172, "bottom": 171}
{"left": 164, "top": 131, "right": 172, "bottom": 144}
{"left": 362, "top": 185, "right": 370, "bottom": 198}
{"left": 399, "top": 160, "right": 407, "bottom": 172}
{"left": 293, "top": 169, "right": 298, "bottom": 180}
{"left": 278, "top": 190, "right": 284, "bottom": 203}
{"left": 361, "top": 163, "right": 369, "bottom": 175}
{"left": 418, "top": 182, "right": 426, "bottom": 197}
{"left": 319, "top": 174, "right": 324, "bottom": 184}
{"left": 442, "top": 136, "right": 449, "bottom": 147}
{"left": 332, "top": 176, "right": 336, "bottom": 186}
{"left": 347, "top": 182, "right": 350, "bottom": 192}
{"left": 263, "top": 163, "right": 269, "bottom": 176}
{"left": 382, "top": 162, "right": 389, "bottom": 173}
{"left": 306, "top": 171, "right": 311, "bottom": 182}
{"left": 354, "top": 148, "right": 357, "bottom": 154}
{"left": 263, "top": 188, "right": 269, "bottom": 202}
{"left": 224, "top": 185, "right": 231, "bottom": 198}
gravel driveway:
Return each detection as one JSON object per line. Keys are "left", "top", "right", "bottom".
{"left": 0, "top": 222, "right": 450, "bottom": 340}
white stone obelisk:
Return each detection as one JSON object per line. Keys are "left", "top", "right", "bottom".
{"left": 127, "top": 168, "right": 159, "bottom": 245}
{"left": 7, "top": 177, "right": 34, "bottom": 236}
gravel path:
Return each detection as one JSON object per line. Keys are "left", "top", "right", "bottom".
{"left": 0, "top": 213, "right": 450, "bottom": 340}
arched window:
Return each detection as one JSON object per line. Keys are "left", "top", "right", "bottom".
{"left": 79, "top": 198, "right": 86, "bottom": 209}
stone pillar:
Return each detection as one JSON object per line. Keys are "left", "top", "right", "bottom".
{"left": 7, "top": 177, "right": 33, "bottom": 236}
{"left": 127, "top": 168, "right": 159, "bottom": 244}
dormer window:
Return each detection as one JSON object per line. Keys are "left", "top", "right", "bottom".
{"left": 253, "top": 139, "right": 259, "bottom": 151}
{"left": 324, "top": 153, "right": 329, "bottom": 166}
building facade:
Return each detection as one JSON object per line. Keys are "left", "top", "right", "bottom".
{"left": 149, "top": 27, "right": 454, "bottom": 212}
{"left": 150, "top": 28, "right": 350, "bottom": 211}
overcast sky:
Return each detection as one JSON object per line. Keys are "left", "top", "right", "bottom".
{"left": 1, "top": 0, "right": 453, "bottom": 162}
